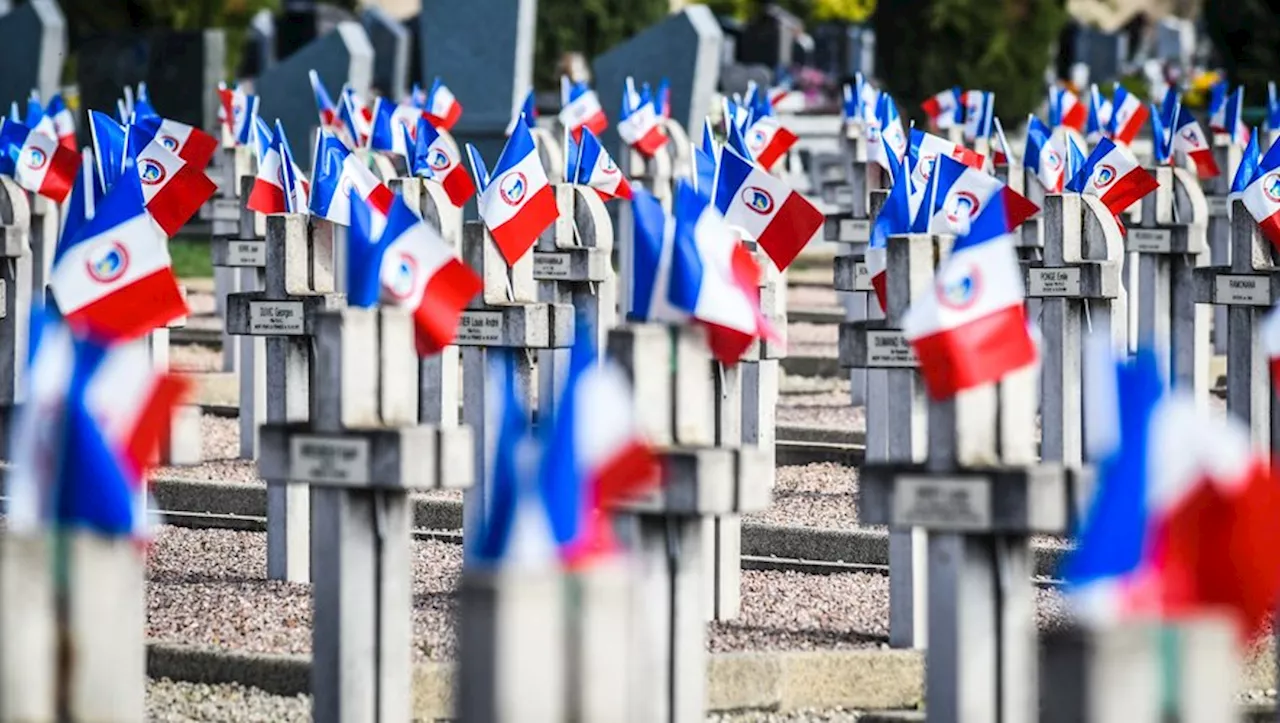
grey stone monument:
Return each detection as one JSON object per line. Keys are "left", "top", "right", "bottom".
{"left": 0, "top": 0, "right": 65, "bottom": 114}
{"left": 362, "top": 6, "right": 409, "bottom": 100}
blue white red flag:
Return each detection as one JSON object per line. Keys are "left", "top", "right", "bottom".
{"left": 629, "top": 187, "right": 686, "bottom": 325}
{"left": 713, "top": 146, "right": 823, "bottom": 271}
{"left": 123, "top": 123, "right": 219, "bottom": 237}
{"left": 422, "top": 77, "right": 462, "bottom": 131}
{"left": 920, "top": 87, "right": 961, "bottom": 130}
{"left": 466, "top": 120, "right": 558, "bottom": 266}
{"left": 1066, "top": 137, "right": 1159, "bottom": 217}
{"left": 44, "top": 93, "right": 76, "bottom": 151}
{"left": 1224, "top": 87, "right": 1250, "bottom": 147}
{"left": 89, "top": 110, "right": 126, "bottom": 195}
{"left": 1172, "top": 101, "right": 1220, "bottom": 179}
{"left": 248, "top": 121, "right": 310, "bottom": 215}
{"left": 913, "top": 154, "right": 1038, "bottom": 236}
{"left": 618, "top": 77, "right": 668, "bottom": 157}
{"left": 866, "top": 146, "right": 910, "bottom": 311}
{"left": 744, "top": 93, "right": 797, "bottom": 170}
{"left": 309, "top": 131, "right": 394, "bottom": 227}
{"left": 1049, "top": 84, "right": 1087, "bottom": 133}
{"left": 504, "top": 89, "right": 538, "bottom": 137}
{"left": 961, "top": 90, "right": 994, "bottom": 144}
{"left": 1240, "top": 134, "right": 1280, "bottom": 251}
{"left": 1207, "top": 80, "right": 1229, "bottom": 133}
{"left": 1024, "top": 115, "right": 1065, "bottom": 194}
{"left": 412, "top": 116, "right": 474, "bottom": 207}
{"left": 559, "top": 76, "right": 608, "bottom": 141}
{"left": 1109, "top": 84, "right": 1148, "bottom": 147}
{"left": 571, "top": 128, "right": 631, "bottom": 201}
{"left": 0, "top": 120, "right": 78, "bottom": 203}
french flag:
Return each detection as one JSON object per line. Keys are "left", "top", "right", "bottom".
{"left": 466, "top": 120, "right": 558, "bottom": 266}
{"left": 44, "top": 93, "right": 76, "bottom": 150}
{"left": 50, "top": 170, "right": 188, "bottom": 341}
{"left": 655, "top": 78, "right": 672, "bottom": 118}
{"left": 309, "top": 131, "right": 394, "bottom": 227}
{"left": 744, "top": 107, "right": 798, "bottom": 170}
{"left": 907, "top": 129, "right": 986, "bottom": 219}
{"left": 1050, "top": 85, "right": 1087, "bottom": 132}
{"left": 1229, "top": 129, "right": 1261, "bottom": 215}
{"left": 232, "top": 90, "right": 259, "bottom": 147}
{"left": 412, "top": 116, "right": 475, "bottom": 208}
{"left": 1065, "top": 344, "right": 1280, "bottom": 640}
{"left": 539, "top": 320, "right": 659, "bottom": 565}
{"left": 1088, "top": 83, "right": 1112, "bottom": 136}
{"left": 1224, "top": 87, "right": 1250, "bottom": 146}
{"left": 369, "top": 96, "right": 423, "bottom": 157}
{"left": 0, "top": 120, "right": 79, "bottom": 204}
{"left": 921, "top": 87, "right": 961, "bottom": 130}
{"left": 1149, "top": 102, "right": 1172, "bottom": 165}
{"left": 713, "top": 146, "right": 823, "bottom": 271}
{"left": 504, "top": 90, "right": 538, "bottom": 137}
{"left": 1240, "top": 134, "right": 1280, "bottom": 251}
{"left": 133, "top": 114, "right": 219, "bottom": 169}
{"left": 1066, "top": 137, "right": 1159, "bottom": 216}
{"left": 630, "top": 188, "right": 687, "bottom": 324}
{"left": 1172, "top": 103, "right": 1220, "bottom": 179}
{"left": 1086, "top": 86, "right": 1108, "bottom": 145}
{"left": 423, "top": 77, "right": 463, "bottom": 132}
{"left": 559, "top": 77, "right": 608, "bottom": 141}
{"left": 348, "top": 191, "right": 482, "bottom": 356}
{"left": 870, "top": 93, "right": 908, "bottom": 172}
{"left": 692, "top": 119, "right": 718, "bottom": 199}
{"left": 124, "top": 124, "right": 219, "bottom": 238}
{"left": 902, "top": 191, "right": 1038, "bottom": 399}
{"left": 248, "top": 120, "right": 310, "bottom": 215}
{"left": 571, "top": 128, "right": 631, "bottom": 201}
{"left": 961, "top": 90, "right": 994, "bottom": 143}
{"left": 867, "top": 147, "right": 911, "bottom": 312}
{"left": 1024, "top": 115, "right": 1065, "bottom": 193}
{"left": 915, "top": 154, "right": 1039, "bottom": 236}
{"left": 618, "top": 77, "right": 668, "bottom": 157}
{"left": 309, "top": 70, "right": 348, "bottom": 139}
{"left": 1109, "top": 84, "right": 1149, "bottom": 146}
{"left": 670, "top": 181, "right": 776, "bottom": 365}
{"left": 1207, "top": 81, "right": 1228, "bottom": 133}
{"left": 343, "top": 86, "right": 375, "bottom": 144}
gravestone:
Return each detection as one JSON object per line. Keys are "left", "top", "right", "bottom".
{"left": 275, "top": 1, "right": 358, "bottom": 64}
{"left": 255, "top": 22, "right": 373, "bottom": 169}
{"left": 362, "top": 6, "right": 409, "bottom": 99}
{"left": 736, "top": 4, "right": 803, "bottom": 70}
{"left": 1204, "top": 136, "right": 1241, "bottom": 356}
{"left": 0, "top": 0, "right": 64, "bottom": 113}
{"left": 238, "top": 10, "right": 276, "bottom": 78}
{"left": 593, "top": 7, "right": 723, "bottom": 157}
{"left": 420, "top": 0, "right": 538, "bottom": 167}
{"left": 76, "top": 30, "right": 227, "bottom": 143}
{"left": 0, "top": 178, "right": 29, "bottom": 429}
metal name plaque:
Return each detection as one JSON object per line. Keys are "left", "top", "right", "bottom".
{"left": 1028, "top": 267, "right": 1082, "bottom": 297}
{"left": 892, "top": 476, "right": 992, "bottom": 531}
{"left": 839, "top": 218, "right": 871, "bottom": 243}
{"left": 1207, "top": 196, "right": 1228, "bottom": 218}
{"left": 1127, "top": 228, "right": 1172, "bottom": 253}
{"left": 249, "top": 301, "right": 305, "bottom": 335}
{"left": 226, "top": 241, "right": 267, "bottom": 267}
{"left": 853, "top": 261, "right": 872, "bottom": 292}
{"left": 454, "top": 310, "right": 505, "bottom": 345}
{"left": 1215, "top": 274, "right": 1272, "bottom": 306}
{"left": 865, "top": 330, "right": 918, "bottom": 367}
{"left": 289, "top": 436, "right": 370, "bottom": 485}
{"left": 532, "top": 252, "right": 573, "bottom": 280}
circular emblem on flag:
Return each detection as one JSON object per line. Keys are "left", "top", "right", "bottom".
{"left": 749, "top": 128, "right": 767, "bottom": 151}
{"left": 920, "top": 154, "right": 937, "bottom": 182}
{"left": 159, "top": 134, "right": 181, "bottom": 152}
{"left": 498, "top": 171, "right": 528, "bottom": 206}
{"left": 85, "top": 241, "right": 130, "bottom": 283}
{"left": 385, "top": 251, "right": 418, "bottom": 301}
{"left": 1092, "top": 164, "right": 1117, "bottom": 189}
{"left": 25, "top": 147, "right": 48, "bottom": 170}
{"left": 601, "top": 155, "right": 618, "bottom": 175}
{"left": 1180, "top": 127, "right": 1199, "bottom": 144}
{"left": 277, "top": 166, "right": 289, "bottom": 188}
{"left": 865, "top": 123, "right": 881, "bottom": 144}
{"left": 1046, "top": 150, "right": 1062, "bottom": 170}
{"left": 428, "top": 149, "right": 451, "bottom": 172}
{"left": 945, "top": 191, "right": 982, "bottom": 225}
{"left": 1264, "top": 173, "right": 1280, "bottom": 203}
{"left": 937, "top": 262, "right": 983, "bottom": 311}
{"left": 886, "top": 128, "right": 906, "bottom": 155}
{"left": 741, "top": 186, "right": 775, "bottom": 214}
{"left": 139, "top": 159, "right": 167, "bottom": 185}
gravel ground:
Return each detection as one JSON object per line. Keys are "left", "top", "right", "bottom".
{"left": 787, "top": 285, "right": 840, "bottom": 310}
{"left": 145, "top": 526, "right": 1072, "bottom": 664}
{"left": 171, "top": 345, "right": 224, "bottom": 374}
{"left": 186, "top": 292, "right": 217, "bottom": 317}
{"left": 744, "top": 463, "right": 862, "bottom": 530}
{"left": 148, "top": 678, "right": 310, "bottom": 723}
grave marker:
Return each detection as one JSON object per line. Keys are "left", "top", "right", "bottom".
{"left": 1205, "top": 135, "right": 1242, "bottom": 356}
{"left": 0, "top": 178, "right": 29, "bottom": 423}
{"left": 362, "top": 6, "right": 409, "bottom": 100}
{"left": 0, "top": 0, "right": 64, "bottom": 112}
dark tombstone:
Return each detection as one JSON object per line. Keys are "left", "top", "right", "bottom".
{"left": 1075, "top": 28, "right": 1123, "bottom": 85}
{"left": 717, "top": 16, "right": 743, "bottom": 66}
{"left": 76, "top": 30, "right": 226, "bottom": 145}
{"left": 736, "top": 4, "right": 803, "bottom": 70}
{"left": 0, "top": 0, "right": 65, "bottom": 114}
{"left": 419, "top": 0, "right": 538, "bottom": 177}
{"left": 275, "top": 1, "right": 358, "bottom": 65}
{"left": 238, "top": 9, "right": 276, "bottom": 79}
{"left": 404, "top": 14, "right": 422, "bottom": 93}
{"left": 719, "top": 64, "right": 773, "bottom": 101}
{"left": 255, "top": 22, "right": 373, "bottom": 169}
{"left": 362, "top": 6, "right": 408, "bottom": 100}
{"left": 594, "top": 6, "right": 723, "bottom": 156}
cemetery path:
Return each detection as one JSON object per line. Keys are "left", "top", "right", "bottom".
{"left": 147, "top": 678, "right": 310, "bottom": 722}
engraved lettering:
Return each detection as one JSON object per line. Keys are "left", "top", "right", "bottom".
{"left": 248, "top": 301, "right": 305, "bottom": 335}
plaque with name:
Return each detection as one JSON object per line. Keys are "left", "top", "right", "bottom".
{"left": 289, "top": 436, "right": 370, "bottom": 485}
{"left": 249, "top": 301, "right": 305, "bottom": 335}
{"left": 1214, "top": 274, "right": 1272, "bottom": 306}
{"left": 1207, "top": 196, "right": 1228, "bottom": 218}
{"left": 211, "top": 198, "right": 240, "bottom": 222}
{"left": 839, "top": 218, "right": 871, "bottom": 243}
{"left": 865, "top": 330, "right": 918, "bottom": 367}
{"left": 454, "top": 310, "right": 505, "bottom": 345}
{"left": 853, "top": 262, "right": 872, "bottom": 292}
{"left": 532, "top": 252, "right": 572, "bottom": 280}
{"left": 1127, "top": 228, "right": 1172, "bottom": 253}
{"left": 1028, "top": 267, "right": 1082, "bottom": 297}
{"left": 892, "top": 476, "right": 992, "bottom": 531}
{"left": 226, "top": 241, "right": 267, "bottom": 267}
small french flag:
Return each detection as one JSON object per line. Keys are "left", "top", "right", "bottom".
{"left": 713, "top": 146, "right": 823, "bottom": 271}
{"left": 248, "top": 120, "right": 310, "bottom": 215}
{"left": 1224, "top": 87, "right": 1250, "bottom": 147}
{"left": 744, "top": 92, "right": 798, "bottom": 169}
{"left": 233, "top": 90, "right": 259, "bottom": 147}
{"left": 124, "top": 123, "right": 219, "bottom": 238}
{"left": 50, "top": 170, "right": 188, "bottom": 341}
{"left": 44, "top": 93, "right": 76, "bottom": 151}
{"left": 921, "top": 87, "right": 962, "bottom": 130}
{"left": 504, "top": 90, "right": 538, "bottom": 137}
{"left": 559, "top": 77, "right": 608, "bottom": 141}
{"left": 0, "top": 120, "right": 79, "bottom": 204}
{"left": 412, "top": 116, "right": 475, "bottom": 208}
{"left": 1066, "top": 137, "right": 1159, "bottom": 217}
{"left": 133, "top": 114, "right": 219, "bottom": 170}
{"left": 348, "top": 190, "right": 482, "bottom": 355}
{"left": 1207, "top": 81, "right": 1229, "bottom": 133}
{"left": 618, "top": 77, "right": 668, "bottom": 157}
{"left": 467, "top": 119, "right": 558, "bottom": 266}
{"left": 423, "top": 77, "right": 463, "bottom": 132}
{"left": 867, "top": 147, "right": 911, "bottom": 311}
{"left": 907, "top": 129, "right": 986, "bottom": 219}
{"left": 1050, "top": 85, "right": 1087, "bottom": 133}
{"left": 903, "top": 191, "right": 1038, "bottom": 399}
{"left": 570, "top": 128, "right": 631, "bottom": 201}
{"left": 309, "top": 131, "right": 394, "bottom": 226}
{"left": 1024, "top": 115, "right": 1065, "bottom": 194}
{"left": 1172, "top": 102, "right": 1220, "bottom": 179}
{"left": 915, "top": 154, "right": 1039, "bottom": 236}
{"left": 1240, "top": 135, "right": 1280, "bottom": 252}
{"left": 630, "top": 187, "right": 687, "bottom": 324}
{"left": 961, "top": 90, "right": 994, "bottom": 144}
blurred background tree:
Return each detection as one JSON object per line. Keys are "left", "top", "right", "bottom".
{"left": 534, "top": 0, "right": 669, "bottom": 91}
{"left": 873, "top": 0, "right": 1067, "bottom": 125}
{"left": 1203, "top": 0, "right": 1280, "bottom": 106}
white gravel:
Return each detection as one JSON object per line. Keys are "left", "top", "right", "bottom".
{"left": 171, "top": 345, "right": 224, "bottom": 374}
{"left": 148, "top": 678, "right": 309, "bottom": 722}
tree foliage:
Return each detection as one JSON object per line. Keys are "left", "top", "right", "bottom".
{"left": 534, "top": 0, "right": 669, "bottom": 91}
{"left": 873, "top": 0, "right": 1066, "bottom": 127}
{"left": 1203, "top": 0, "right": 1280, "bottom": 106}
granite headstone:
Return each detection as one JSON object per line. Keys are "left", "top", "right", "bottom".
{"left": 362, "top": 6, "right": 409, "bottom": 100}
{"left": 0, "top": 0, "right": 66, "bottom": 113}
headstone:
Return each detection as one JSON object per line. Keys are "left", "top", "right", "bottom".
{"left": 0, "top": 178, "right": 30, "bottom": 420}
{"left": 238, "top": 9, "right": 277, "bottom": 78}
{"left": 736, "top": 4, "right": 803, "bottom": 70}
{"left": 0, "top": 0, "right": 64, "bottom": 113}
{"left": 362, "top": 6, "right": 409, "bottom": 99}
{"left": 275, "top": 1, "right": 358, "bottom": 64}
{"left": 1205, "top": 135, "right": 1242, "bottom": 356}
{"left": 255, "top": 22, "right": 373, "bottom": 169}
{"left": 420, "top": 0, "right": 537, "bottom": 166}
{"left": 593, "top": 7, "right": 723, "bottom": 157}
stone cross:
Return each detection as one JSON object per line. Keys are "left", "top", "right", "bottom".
{"left": 259, "top": 306, "right": 473, "bottom": 723}
{"left": 1205, "top": 134, "right": 1242, "bottom": 356}
{"left": 226, "top": 214, "right": 341, "bottom": 582}
{"left": 0, "top": 177, "right": 30, "bottom": 439}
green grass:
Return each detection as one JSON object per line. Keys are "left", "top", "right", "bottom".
{"left": 169, "top": 236, "right": 213, "bottom": 280}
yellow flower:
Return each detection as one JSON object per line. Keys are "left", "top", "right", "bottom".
{"left": 812, "top": 0, "right": 877, "bottom": 23}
